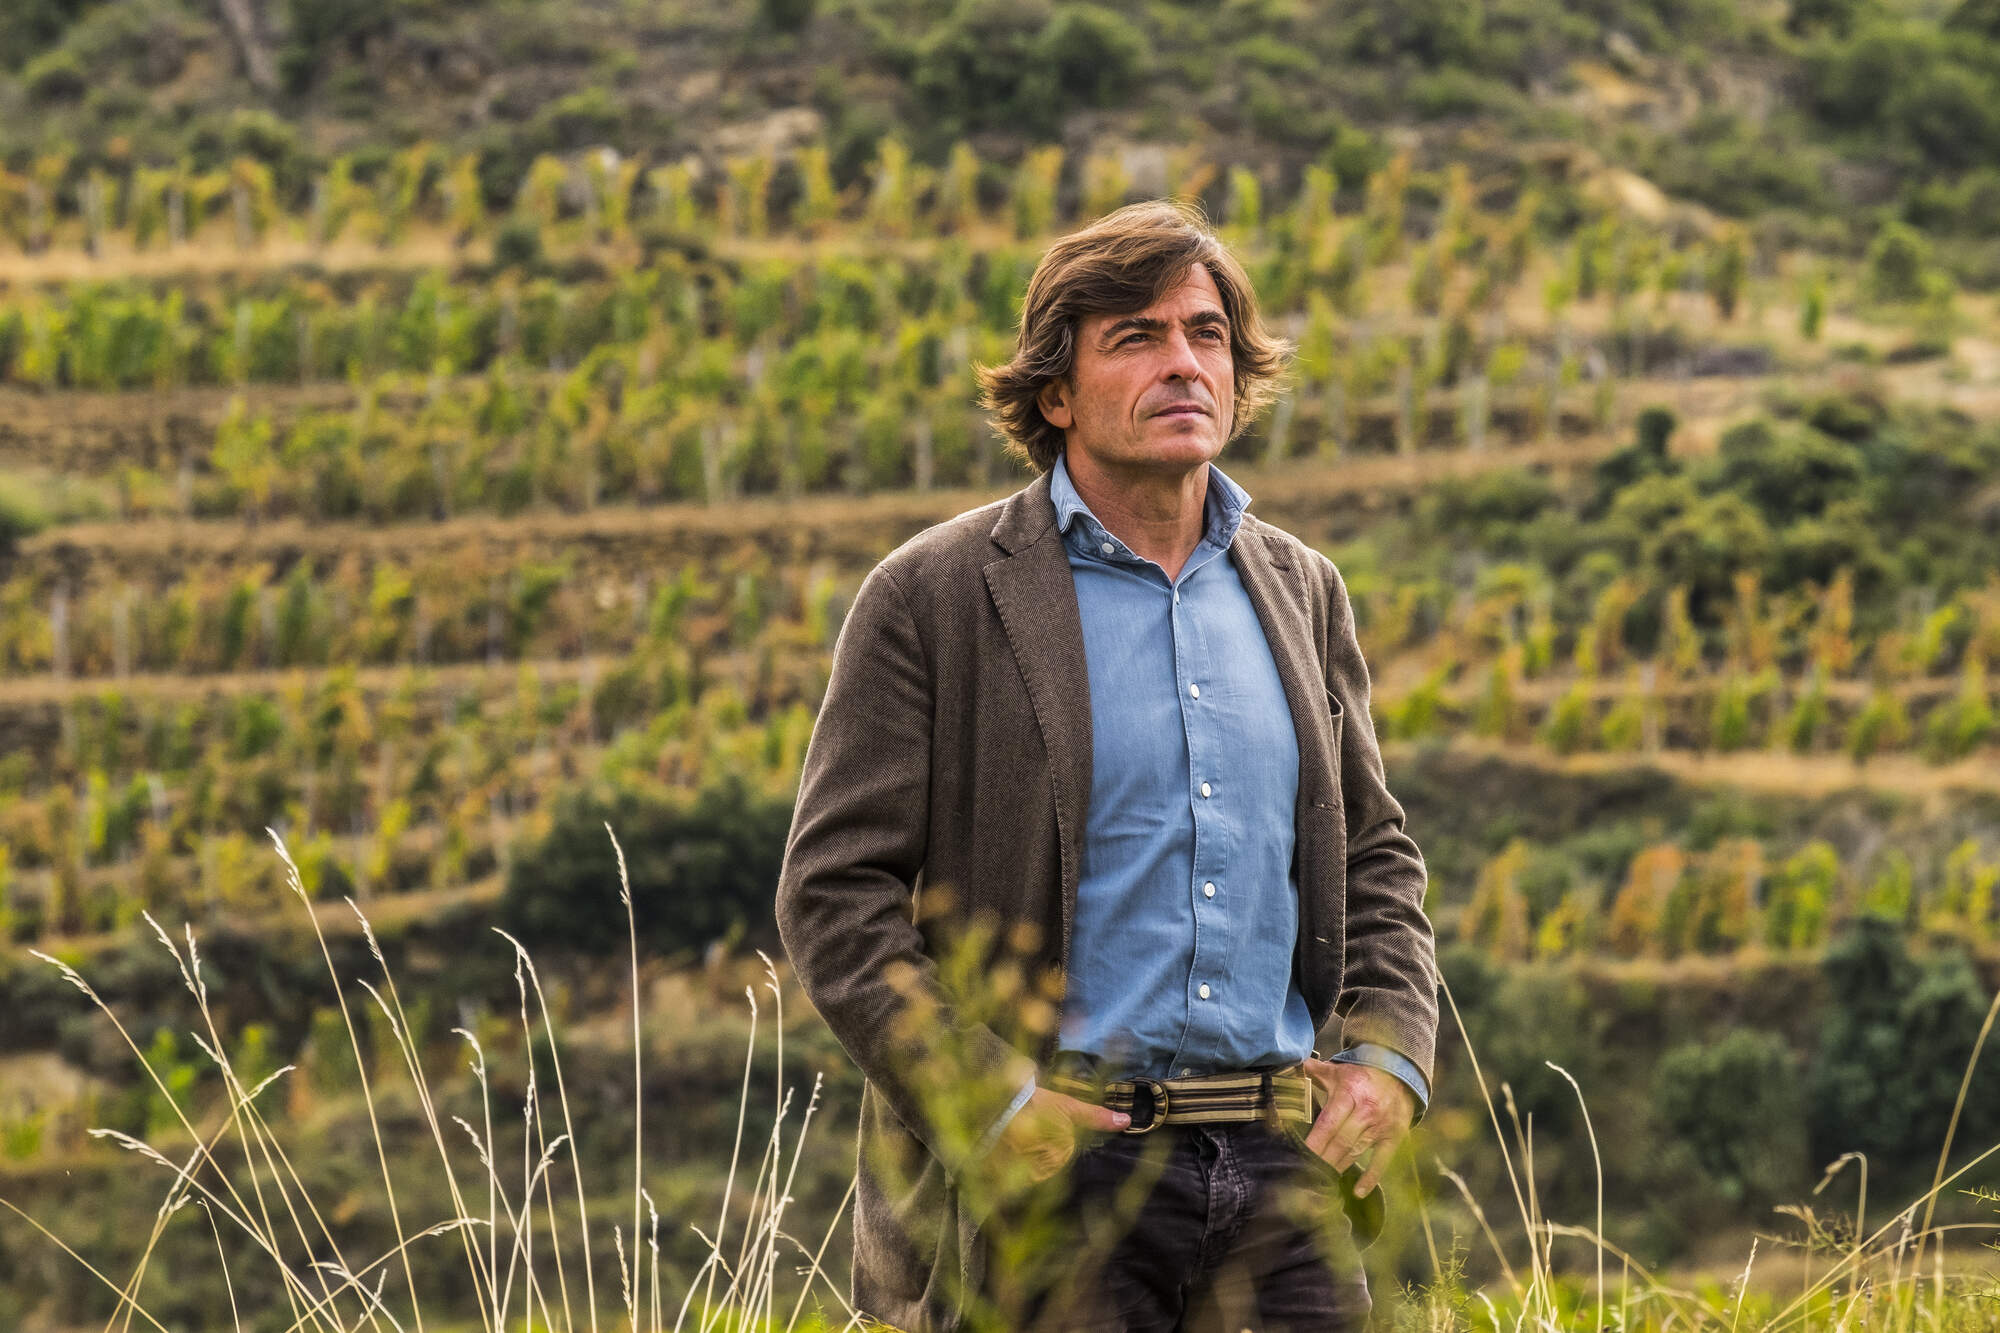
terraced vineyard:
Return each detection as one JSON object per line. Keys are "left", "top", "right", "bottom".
{"left": 2, "top": 142, "right": 1999, "bottom": 972}
{"left": 11, "top": 122, "right": 2000, "bottom": 1320}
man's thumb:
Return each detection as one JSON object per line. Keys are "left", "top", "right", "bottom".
{"left": 1061, "top": 1093, "right": 1130, "bottom": 1131}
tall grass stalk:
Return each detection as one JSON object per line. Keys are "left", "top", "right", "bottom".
{"left": 1, "top": 827, "right": 859, "bottom": 1331}
{"left": 1433, "top": 966, "right": 2000, "bottom": 1331}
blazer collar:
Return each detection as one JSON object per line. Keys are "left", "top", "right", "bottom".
{"left": 988, "top": 467, "right": 1060, "bottom": 556}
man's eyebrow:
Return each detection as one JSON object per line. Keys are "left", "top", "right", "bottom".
{"left": 1099, "top": 309, "right": 1231, "bottom": 343}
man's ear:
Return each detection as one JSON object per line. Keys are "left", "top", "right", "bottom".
{"left": 1036, "top": 377, "right": 1074, "bottom": 431}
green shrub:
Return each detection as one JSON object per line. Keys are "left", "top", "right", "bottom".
{"left": 1781, "top": 667, "right": 1829, "bottom": 753}
{"left": 910, "top": 1, "right": 1145, "bottom": 140}
{"left": 1708, "top": 674, "right": 1755, "bottom": 751}
{"left": 1864, "top": 222, "right": 1935, "bottom": 305}
{"left": 230, "top": 695, "right": 285, "bottom": 760}
{"left": 1035, "top": 4, "right": 1148, "bottom": 109}
{"left": 1599, "top": 694, "right": 1645, "bottom": 751}
{"left": 502, "top": 775, "right": 794, "bottom": 956}
{"left": 1540, "top": 682, "right": 1592, "bottom": 755}
{"left": 1389, "top": 667, "right": 1450, "bottom": 741}
{"left": 1654, "top": 1029, "right": 1808, "bottom": 1205}
{"left": 1846, "top": 686, "right": 1909, "bottom": 762}
{"left": 1922, "top": 661, "right": 1994, "bottom": 762}
{"left": 22, "top": 48, "right": 85, "bottom": 103}
{"left": 536, "top": 86, "right": 624, "bottom": 152}
{"left": 1808, "top": 918, "right": 2000, "bottom": 1180}
{"left": 759, "top": 0, "right": 816, "bottom": 31}
{"left": 1336, "top": 0, "right": 1482, "bottom": 65}
{"left": 1763, "top": 841, "right": 1837, "bottom": 950}
{"left": 0, "top": 0, "right": 85, "bottom": 73}
{"left": 910, "top": 0, "right": 1058, "bottom": 138}
{"left": 282, "top": 0, "right": 396, "bottom": 92}
{"left": 0, "top": 473, "right": 51, "bottom": 556}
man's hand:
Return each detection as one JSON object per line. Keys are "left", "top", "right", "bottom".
{"left": 994, "top": 1087, "right": 1130, "bottom": 1182}
{"left": 1300, "top": 1056, "right": 1416, "bottom": 1198}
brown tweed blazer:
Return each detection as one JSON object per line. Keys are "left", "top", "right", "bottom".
{"left": 774, "top": 465, "right": 1437, "bottom": 1332}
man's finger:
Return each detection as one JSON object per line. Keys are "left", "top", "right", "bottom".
{"left": 1325, "top": 1110, "right": 1376, "bottom": 1171}
{"left": 1305, "top": 1093, "right": 1356, "bottom": 1158}
{"left": 1055, "top": 1091, "right": 1130, "bottom": 1132}
{"left": 1353, "top": 1135, "right": 1399, "bottom": 1197}
{"left": 1344, "top": 1112, "right": 1408, "bottom": 1184}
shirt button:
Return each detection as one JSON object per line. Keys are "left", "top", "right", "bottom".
{"left": 1203, "top": 881, "right": 1215, "bottom": 898}
{"left": 1181, "top": 1067, "right": 1193, "bottom": 1077}
{"left": 1198, "top": 983, "right": 1211, "bottom": 1000}
{"left": 1173, "top": 591, "right": 1180, "bottom": 604}
{"left": 1099, "top": 541, "right": 1114, "bottom": 555}
{"left": 1199, "top": 781, "right": 1211, "bottom": 798}
{"left": 1188, "top": 682, "right": 1200, "bottom": 698}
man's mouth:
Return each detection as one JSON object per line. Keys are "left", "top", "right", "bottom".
{"left": 1154, "top": 405, "right": 1207, "bottom": 418}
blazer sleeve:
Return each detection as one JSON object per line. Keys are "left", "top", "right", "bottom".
{"left": 1317, "top": 553, "right": 1441, "bottom": 1086}
{"left": 775, "top": 561, "right": 1039, "bottom": 1179}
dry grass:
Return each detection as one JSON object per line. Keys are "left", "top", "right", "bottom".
{"left": 1401, "top": 965, "right": 2000, "bottom": 1331}
{"left": 0, "top": 826, "right": 858, "bottom": 1333}
{"left": 9, "top": 822, "right": 2000, "bottom": 1330}
{"left": 1411, "top": 735, "right": 2000, "bottom": 799}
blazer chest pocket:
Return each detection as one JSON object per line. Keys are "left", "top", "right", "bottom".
{"left": 1312, "top": 685, "right": 1346, "bottom": 810}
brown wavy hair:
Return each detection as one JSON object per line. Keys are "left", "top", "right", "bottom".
{"left": 975, "top": 197, "right": 1294, "bottom": 475}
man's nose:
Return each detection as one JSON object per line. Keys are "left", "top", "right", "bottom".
{"left": 1160, "top": 328, "right": 1203, "bottom": 381}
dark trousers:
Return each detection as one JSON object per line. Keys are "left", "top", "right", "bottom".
{"left": 983, "top": 1119, "right": 1373, "bottom": 1333}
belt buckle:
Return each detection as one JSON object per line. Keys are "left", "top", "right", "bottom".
{"left": 1121, "top": 1078, "right": 1170, "bottom": 1134}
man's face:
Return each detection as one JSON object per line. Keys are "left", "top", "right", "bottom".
{"left": 1036, "top": 262, "right": 1236, "bottom": 477}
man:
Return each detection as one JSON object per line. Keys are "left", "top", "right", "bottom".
{"left": 775, "top": 199, "right": 1438, "bottom": 1332}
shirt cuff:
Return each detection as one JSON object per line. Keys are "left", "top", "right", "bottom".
{"left": 1327, "top": 1042, "right": 1430, "bottom": 1124}
{"left": 973, "top": 1072, "right": 1038, "bottom": 1158}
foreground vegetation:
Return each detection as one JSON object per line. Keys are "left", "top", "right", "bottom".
{"left": 4, "top": 834, "right": 1998, "bottom": 1329}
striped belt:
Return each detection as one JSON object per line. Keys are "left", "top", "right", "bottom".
{"left": 1045, "top": 1063, "right": 1317, "bottom": 1134}
{"left": 1044, "top": 1060, "right": 1387, "bottom": 1247}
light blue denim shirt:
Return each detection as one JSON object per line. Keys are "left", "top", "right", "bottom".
{"left": 979, "top": 451, "right": 1428, "bottom": 1152}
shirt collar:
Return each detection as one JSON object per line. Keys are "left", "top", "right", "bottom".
{"left": 1049, "top": 451, "right": 1251, "bottom": 559}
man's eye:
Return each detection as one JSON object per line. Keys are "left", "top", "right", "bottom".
{"left": 1121, "top": 332, "right": 1146, "bottom": 345}
{"left": 1199, "top": 328, "right": 1225, "bottom": 341}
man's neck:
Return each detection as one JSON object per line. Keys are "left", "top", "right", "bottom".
{"left": 1063, "top": 449, "right": 1210, "bottom": 583}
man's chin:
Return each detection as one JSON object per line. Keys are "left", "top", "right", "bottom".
{"left": 1145, "top": 439, "right": 1223, "bottom": 470}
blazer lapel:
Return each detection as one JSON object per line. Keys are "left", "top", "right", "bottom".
{"left": 1231, "top": 523, "right": 1340, "bottom": 811}
{"left": 1233, "top": 520, "right": 1349, "bottom": 1019}
{"left": 983, "top": 471, "right": 1093, "bottom": 967}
